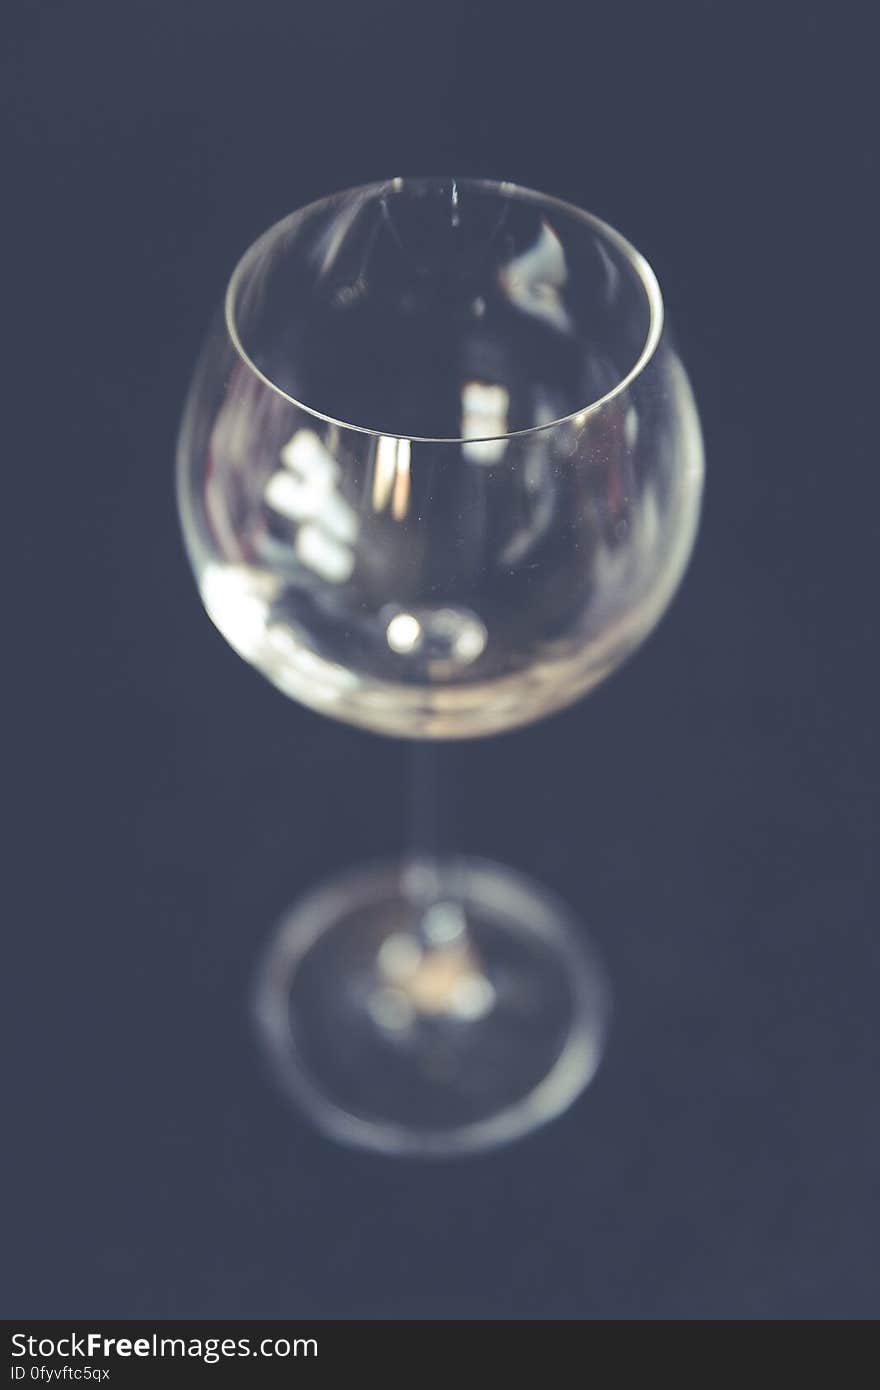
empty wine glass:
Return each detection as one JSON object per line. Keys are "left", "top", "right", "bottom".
{"left": 177, "top": 178, "right": 703, "bottom": 1154}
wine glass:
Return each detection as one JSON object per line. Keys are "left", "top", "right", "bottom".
{"left": 177, "top": 178, "right": 703, "bottom": 1155}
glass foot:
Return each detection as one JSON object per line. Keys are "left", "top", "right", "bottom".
{"left": 255, "top": 858, "right": 610, "bottom": 1156}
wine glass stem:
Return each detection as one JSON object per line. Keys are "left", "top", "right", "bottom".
{"left": 409, "top": 739, "right": 443, "bottom": 863}
{"left": 407, "top": 741, "right": 469, "bottom": 948}
{"left": 405, "top": 742, "right": 493, "bottom": 1013}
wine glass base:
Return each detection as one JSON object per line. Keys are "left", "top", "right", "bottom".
{"left": 255, "top": 858, "right": 610, "bottom": 1156}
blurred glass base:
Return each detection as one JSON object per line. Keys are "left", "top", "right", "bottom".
{"left": 255, "top": 858, "right": 610, "bottom": 1156}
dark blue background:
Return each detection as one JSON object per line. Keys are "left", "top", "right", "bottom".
{"left": 5, "top": 0, "right": 878, "bottom": 1319}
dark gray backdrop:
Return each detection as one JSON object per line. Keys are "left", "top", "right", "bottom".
{"left": 5, "top": 0, "right": 877, "bottom": 1319}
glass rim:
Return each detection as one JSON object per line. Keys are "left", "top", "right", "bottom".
{"left": 224, "top": 176, "right": 665, "bottom": 445}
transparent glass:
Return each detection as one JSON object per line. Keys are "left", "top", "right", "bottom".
{"left": 177, "top": 178, "right": 703, "bottom": 1154}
